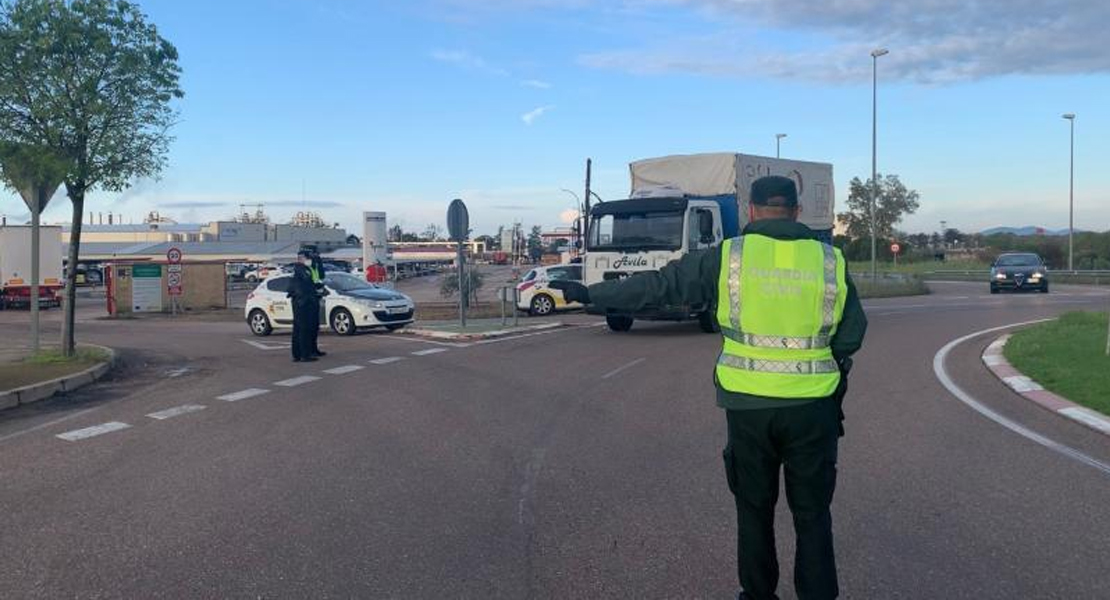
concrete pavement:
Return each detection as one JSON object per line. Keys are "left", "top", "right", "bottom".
{"left": 1, "top": 282, "right": 1109, "bottom": 597}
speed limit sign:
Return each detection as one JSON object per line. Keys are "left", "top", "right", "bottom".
{"left": 166, "top": 247, "right": 182, "bottom": 264}
{"left": 890, "top": 243, "right": 901, "bottom": 254}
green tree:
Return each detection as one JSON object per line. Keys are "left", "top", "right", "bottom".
{"left": 527, "top": 225, "right": 543, "bottom": 262}
{"left": 439, "top": 267, "right": 484, "bottom": 304}
{"left": 836, "top": 174, "right": 920, "bottom": 242}
{"left": 0, "top": 0, "right": 183, "bottom": 355}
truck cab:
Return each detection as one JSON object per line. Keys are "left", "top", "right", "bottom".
{"left": 583, "top": 196, "right": 724, "bottom": 332}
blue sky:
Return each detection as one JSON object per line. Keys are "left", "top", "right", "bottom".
{"left": 3, "top": 0, "right": 1108, "bottom": 235}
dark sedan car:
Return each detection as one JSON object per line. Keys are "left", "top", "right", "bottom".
{"left": 990, "top": 252, "right": 1049, "bottom": 294}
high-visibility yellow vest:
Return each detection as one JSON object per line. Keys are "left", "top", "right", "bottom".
{"left": 715, "top": 234, "right": 848, "bottom": 398}
{"left": 309, "top": 265, "right": 322, "bottom": 283}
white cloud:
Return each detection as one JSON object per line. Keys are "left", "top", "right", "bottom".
{"left": 446, "top": 0, "right": 1110, "bottom": 83}
{"left": 521, "top": 105, "right": 555, "bottom": 125}
{"left": 521, "top": 79, "right": 552, "bottom": 89}
{"left": 559, "top": 208, "right": 580, "bottom": 224}
{"left": 429, "top": 49, "right": 509, "bottom": 76}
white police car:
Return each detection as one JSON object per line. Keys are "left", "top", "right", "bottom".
{"left": 516, "top": 264, "right": 583, "bottom": 316}
{"left": 245, "top": 272, "right": 415, "bottom": 336}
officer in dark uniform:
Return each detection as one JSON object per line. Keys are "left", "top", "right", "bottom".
{"left": 288, "top": 249, "right": 318, "bottom": 363}
{"left": 309, "top": 251, "right": 327, "bottom": 357}
{"left": 553, "top": 176, "right": 867, "bottom": 600}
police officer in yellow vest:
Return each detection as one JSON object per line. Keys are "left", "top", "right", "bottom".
{"left": 308, "top": 251, "right": 327, "bottom": 358}
{"left": 552, "top": 176, "right": 867, "bottom": 600}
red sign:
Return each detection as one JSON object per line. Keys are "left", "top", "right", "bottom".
{"left": 166, "top": 247, "right": 183, "bottom": 264}
{"left": 168, "top": 285, "right": 183, "bottom": 296}
{"left": 890, "top": 243, "right": 901, "bottom": 254}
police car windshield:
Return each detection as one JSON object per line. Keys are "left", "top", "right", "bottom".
{"left": 996, "top": 254, "right": 1040, "bottom": 267}
{"left": 588, "top": 211, "right": 684, "bottom": 251}
{"left": 325, "top": 273, "right": 374, "bottom": 291}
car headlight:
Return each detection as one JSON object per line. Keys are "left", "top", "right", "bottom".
{"left": 1030, "top": 272, "right": 1043, "bottom": 279}
{"left": 994, "top": 272, "right": 1006, "bottom": 280}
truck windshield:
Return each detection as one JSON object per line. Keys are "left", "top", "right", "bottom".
{"left": 588, "top": 211, "right": 684, "bottom": 251}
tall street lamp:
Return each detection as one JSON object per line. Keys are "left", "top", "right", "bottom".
{"left": 870, "top": 47, "right": 889, "bottom": 282}
{"left": 775, "top": 133, "right": 787, "bottom": 158}
{"left": 1062, "top": 113, "right": 1076, "bottom": 271}
{"left": 560, "top": 188, "right": 583, "bottom": 249}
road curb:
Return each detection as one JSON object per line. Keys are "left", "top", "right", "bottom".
{"left": 982, "top": 333, "right": 1110, "bottom": 437}
{"left": 401, "top": 321, "right": 563, "bottom": 341}
{"left": 0, "top": 344, "right": 116, "bottom": 412}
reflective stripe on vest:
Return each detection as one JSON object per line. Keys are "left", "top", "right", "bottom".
{"left": 714, "top": 234, "right": 847, "bottom": 398}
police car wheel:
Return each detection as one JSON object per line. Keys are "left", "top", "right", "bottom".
{"left": 330, "top": 308, "right": 357, "bottom": 336}
{"left": 530, "top": 294, "right": 555, "bottom": 316}
{"left": 248, "top": 309, "right": 273, "bottom": 336}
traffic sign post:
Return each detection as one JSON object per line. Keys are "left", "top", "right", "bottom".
{"left": 166, "top": 247, "right": 183, "bottom": 315}
{"left": 447, "top": 199, "right": 470, "bottom": 328}
{"left": 890, "top": 242, "right": 901, "bottom": 268}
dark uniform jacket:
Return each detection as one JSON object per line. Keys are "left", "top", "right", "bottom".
{"left": 587, "top": 219, "right": 868, "bottom": 411}
{"left": 288, "top": 263, "right": 318, "bottom": 307}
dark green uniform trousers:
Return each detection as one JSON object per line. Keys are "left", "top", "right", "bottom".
{"left": 723, "top": 397, "right": 840, "bottom": 600}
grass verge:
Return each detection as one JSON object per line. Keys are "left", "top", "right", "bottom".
{"left": 1004, "top": 311, "right": 1110, "bottom": 416}
{"left": 853, "top": 275, "right": 930, "bottom": 299}
{"left": 0, "top": 346, "right": 110, "bottom": 391}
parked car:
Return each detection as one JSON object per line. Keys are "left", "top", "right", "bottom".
{"left": 516, "top": 264, "right": 583, "bottom": 316}
{"left": 245, "top": 263, "right": 288, "bottom": 283}
{"left": 245, "top": 272, "right": 415, "bottom": 336}
{"left": 990, "top": 252, "right": 1049, "bottom": 294}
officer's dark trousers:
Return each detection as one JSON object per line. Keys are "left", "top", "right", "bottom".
{"left": 309, "top": 298, "right": 322, "bottom": 353}
{"left": 290, "top": 300, "right": 316, "bottom": 360}
{"left": 723, "top": 397, "right": 840, "bottom": 600}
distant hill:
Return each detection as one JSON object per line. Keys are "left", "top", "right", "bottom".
{"left": 980, "top": 226, "right": 1073, "bottom": 236}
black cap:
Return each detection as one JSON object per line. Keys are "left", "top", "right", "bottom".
{"left": 297, "top": 248, "right": 312, "bottom": 258}
{"left": 750, "top": 175, "right": 798, "bottom": 207}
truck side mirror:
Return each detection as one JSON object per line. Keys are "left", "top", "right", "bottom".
{"left": 698, "top": 212, "right": 715, "bottom": 243}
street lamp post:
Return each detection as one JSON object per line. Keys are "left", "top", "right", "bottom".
{"left": 776, "top": 133, "right": 787, "bottom": 158}
{"left": 870, "top": 48, "right": 889, "bottom": 283}
{"left": 1062, "top": 113, "right": 1075, "bottom": 272}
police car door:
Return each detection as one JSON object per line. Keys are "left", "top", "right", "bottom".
{"left": 265, "top": 276, "right": 295, "bottom": 326}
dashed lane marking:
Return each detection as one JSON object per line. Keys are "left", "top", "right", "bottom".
{"left": 370, "top": 357, "right": 405, "bottom": 365}
{"left": 323, "top": 365, "right": 365, "bottom": 375}
{"left": 56, "top": 422, "right": 132, "bottom": 442}
{"left": 217, "top": 388, "right": 270, "bottom": 402}
{"left": 146, "top": 404, "right": 206, "bottom": 420}
{"left": 411, "top": 348, "right": 448, "bottom": 356}
{"left": 274, "top": 375, "right": 321, "bottom": 387}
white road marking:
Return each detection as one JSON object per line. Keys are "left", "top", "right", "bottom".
{"left": 411, "top": 348, "right": 448, "bottom": 356}
{"left": 933, "top": 319, "right": 1110, "bottom": 477}
{"left": 1059, "top": 407, "right": 1110, "bottom": 435}
{"left": 274, "top": 375, "right": 321, "bottom": 387}
{"left": 323, "top": 365, "right": 364, "bottom": 375}
{"left": 217, "top": 388, "right": 270, "bottom": 402}
{"left": 146, "top": 404, "right": 206, "bottom": 420}
{"left": 1003, "top": 375, "right": 1043, "bottom": 393}
{"left": 165, "top": 367, "right": 191, "bottom": 378}
{"left": 602, "top": 357, "right": 646, "bottom": 380}
{"left": 0, "top": 407, "right": 102, "bottom": 444}
{"left": 370, "top": 357, "right": 405, "bottom": 365}
{"left": 56, "top": 421, "right": 132, "bottom": 442}
{"left": 471, "top": 323, "right": 606, "bottom": 346}
{"left": 240, "top": 339, "right": 291, "bottom": 350}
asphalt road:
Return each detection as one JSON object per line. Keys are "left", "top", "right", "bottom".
{"left": 1, "top": 282, "right": 1109, "bottom": 598}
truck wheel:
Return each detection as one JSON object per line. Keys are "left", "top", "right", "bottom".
{"left": 606, "top": 315, "right": 634, "bottom": 332}
{"left": 698, "top": 310, "right": 720, "bottom": 333}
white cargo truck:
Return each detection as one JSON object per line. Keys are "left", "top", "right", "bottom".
{"left": 0, "top": 225, "right": 64, "bottom": 309}
{"left": 584, "top": 153, "right": 835, "bottom": 332}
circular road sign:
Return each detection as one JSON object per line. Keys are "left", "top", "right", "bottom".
{"left": 166, "top": 247, "right": 183, "bottom": 264}
{"left": 890, "top": 242, "right": 901, "bottom": 254}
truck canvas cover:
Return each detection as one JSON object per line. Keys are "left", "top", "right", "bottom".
{"left": 629, "top": 153, "right": 835, "bottom": 231}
